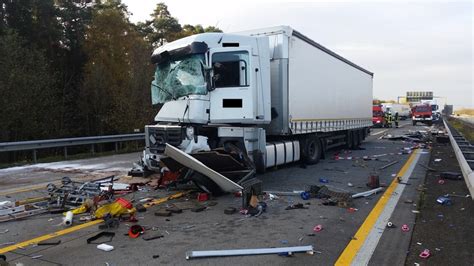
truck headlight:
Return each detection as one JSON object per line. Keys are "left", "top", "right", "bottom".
{"left": 186, "top": 126, "right": 195, "bottom": 139}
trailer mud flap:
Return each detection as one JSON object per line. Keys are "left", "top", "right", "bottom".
{"left": 164, "top": 144, "right": 243, "bottom": 192}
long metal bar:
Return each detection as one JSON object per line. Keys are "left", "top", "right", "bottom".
{"left": 444, "top": 118, "right": 474, "bottom": 199}
{"left": 352, "top": 187, "right": 384, "bottom": 199}
{"left": 186, "top": 245, "right": 314, "bottom": 260}
{"left": 0, "top": 133, "right": 144, "bottom": 152}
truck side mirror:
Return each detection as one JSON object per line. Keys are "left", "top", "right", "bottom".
{"left": 201, "top": 62, "right": 214, "bottom": 91}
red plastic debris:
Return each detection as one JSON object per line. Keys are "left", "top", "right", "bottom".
{"left": 197, "top": 193, "right": 209, "bottom": 201}
{"left": 313, "top": 224, "right": 323, "bottom": 232}
{"left": 401, "top": 224, "right": 410, "bottom": 232}
{"left": 419, "top": 249, "right": 430, "bottom": 259}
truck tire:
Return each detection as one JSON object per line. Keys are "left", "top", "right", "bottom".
{"left": 191, "top": 172, "right": 224, "bottom": 196}
{"left": 427, "top": 121, "right": 432, "bottom": 126}
{"left": 346, "top": 131, "right": 354, "bottom": 149}
{"left": 303, "top": 135, "right": 321, "bottom": 165}
{"left": 358, "top": 129, "right": 364, "bottom": 144}
{"left": 353, "top": 130, "right": 361, "bottom": 148}
{"left": 413, "top": 121, "right": 417, "bottom": 126}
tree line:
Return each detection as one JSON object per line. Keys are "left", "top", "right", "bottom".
{"left": 0, "top": 0, "right": 221, "bottom": 144}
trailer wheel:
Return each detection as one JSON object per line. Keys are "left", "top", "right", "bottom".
{"left": 352, "top": 130, "right": 360, "bottom": 148}
{"left": 358, "top": 129, "right": 364, "bottom": 144}
{"left": 191, "top": 172, "right": 224, "bottom": 196}
{"left": 346, "top": 131, "right": 354, "bottom": 149}
{"left": 303, "top": 135, "right": 321, "bottom": 165}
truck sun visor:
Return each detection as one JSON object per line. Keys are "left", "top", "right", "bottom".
{"left": 151, "top": 42, "right": 208, "bottom": 64}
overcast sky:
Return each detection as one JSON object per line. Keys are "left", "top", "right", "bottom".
{"left": 122, "top": 0, "right": 473, "bottom": 110}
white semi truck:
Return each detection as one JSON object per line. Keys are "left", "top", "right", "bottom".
{"left": 141, "top": 26, "right": 373, "bottom": 194}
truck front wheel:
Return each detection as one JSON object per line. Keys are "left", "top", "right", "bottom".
{"left": 191, "top": 172, "right": 224, "bottom": 196}
{"left": 303, "top": 135, "right": 321, "bottom": 165}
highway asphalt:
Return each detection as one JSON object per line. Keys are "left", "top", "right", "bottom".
{"left": 0, "top": 120, "right": 439, "bottom": 265}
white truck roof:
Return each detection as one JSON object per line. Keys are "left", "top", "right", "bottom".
{"left": 237, "top": 26, "right": 373, "bottom": 76}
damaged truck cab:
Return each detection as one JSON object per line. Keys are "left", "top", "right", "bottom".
{"left": 142, "top": 26, "right": 373, "bottom": 194}
{"left": 144, "top": 33, "right": 271, "bottom": 173}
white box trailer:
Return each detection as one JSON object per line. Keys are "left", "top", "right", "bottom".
{"left": 241, "top": 26, "right": 373, "bottom": 136}
{"left": 141, "top": 26, "right": 373, "bottom": 194}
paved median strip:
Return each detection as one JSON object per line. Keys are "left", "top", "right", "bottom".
{"left": 335, "top": 149, "right": 422, "bottom": 265}
{"left": 0, "top": 192, "right": 184, "bottom": 254}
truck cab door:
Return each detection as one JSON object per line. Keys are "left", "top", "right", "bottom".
{"left": 209, "top": 48, "right": 254, "bottom": 123}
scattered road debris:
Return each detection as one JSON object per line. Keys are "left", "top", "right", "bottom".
{"left": 224, "top": 207, "right": 237, "bottom": 215}
{"left": 128, "top": 225, "right": 145, "bottom": 238}
{"left": 419, "top": 249, "right": 430, "bottom": 259}
{"left": 97, "top": 243, "right": 114, "bottom": 252}
{"left": 37, "top": 240, "right": 61, "bottom": 246}
{"left": 436, "top": 196, "right": 452, "bottom": 205}
{"left": 401, "top": 224, "right": 410, "bottom": 232}
{"left": 185, "top": 245, "right": 314, "bottom": 260}
{"left": 439, "top": 171, "right": 462, "bottom": 180}
{"left": 378, "top": 160, "right": 399, "bottom": 170}
{"left": 87, "top": 232, "right": 115, "bottom": 244}
{"left": 300, "top": 191, "right": 310, "bottom": 200}
{"left": 352, "top": 188, "right": 383, "bottom": 199}
{"left": 63, "top": 211, "right": 73, "bottom": 226}
{"left": 367, "top": 174, "right": 380, "bottom": 189}
{"left": 285, "top": 203, "right": 307, "bottom": 210}
{"left": 313, "top": 224, "right": 323, "bottom": 232}
{"left": 143, "top": 233, "right": 164, "bottom": 241}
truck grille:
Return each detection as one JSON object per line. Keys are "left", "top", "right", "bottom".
{"left": 147, "top": 125, "right": 183, "bottom": 154}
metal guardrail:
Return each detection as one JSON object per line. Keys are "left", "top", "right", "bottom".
{"left": 0, "top": 133, "right": 145, "bottom": 163}
{"left": 443, "top": 119, "right": 474, "bottom": 199}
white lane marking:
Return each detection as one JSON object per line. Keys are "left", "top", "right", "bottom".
{"left": 371, "top": 129, "right": 388, "bottom": 136}
{"left": 351, "top": 149, "right": 424, "bottom": 265}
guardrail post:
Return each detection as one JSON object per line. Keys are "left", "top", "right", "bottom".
{"left": 64, "top": 147, "right": 68, "bottom": 160}
{"left": 32, "top": 149, "right": 37, "bottom": 163}
{"left": 115, "top": 142, "right": 118, "bottom": 153}
{"left": 91, "top": 144, "right": 95, "bottom": 155}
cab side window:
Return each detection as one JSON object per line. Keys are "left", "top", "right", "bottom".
{"left": 212, "top": 51, "right": 249, "bottom": 88}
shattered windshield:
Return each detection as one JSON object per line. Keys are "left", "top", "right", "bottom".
{"left": 151, "top": 54, "right": 207, "bottom": 105}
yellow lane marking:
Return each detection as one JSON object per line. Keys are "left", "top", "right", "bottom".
{"left": 0, "top": 219, "right": 103, "bottom": 254}
{"left": 335, "top": 150, "right": 419, "bottom": 265}
{"left": 0, "top": 192, "right": 185, "bottom": 254}
{"left": 0, "top": 184, "right": 53, "bottom": 196}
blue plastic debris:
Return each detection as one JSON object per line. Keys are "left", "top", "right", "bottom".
{"left": 436, "top": 196, "right": 452, "bottom": 205}
{"left": 300, "top": 191, "right": 310, "bottom": 200}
